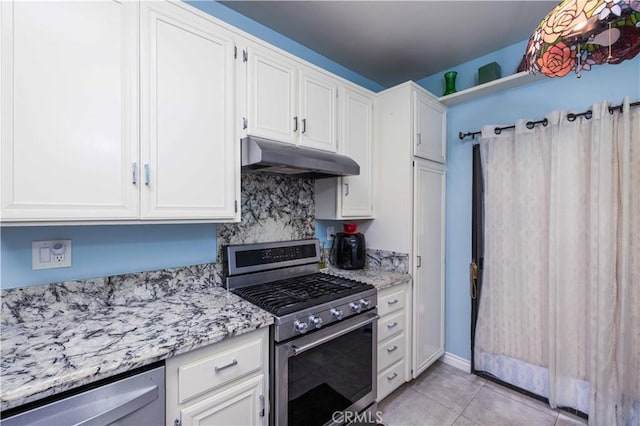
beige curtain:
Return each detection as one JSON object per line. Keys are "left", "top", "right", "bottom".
{"left": 475, "top": 98, "right": 639, "bottom": 425}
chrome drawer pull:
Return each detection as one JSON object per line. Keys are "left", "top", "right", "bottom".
{"left": 387, "top": 321, "right": 398, "bottom": 329}
{"left": 387, "top": 299, "right": 399, "bottom": 305}
{"left": 387, "top": 372, "right": 398, "bottom": 381}
{"left": 214, "top": 359, "right": 238, "bottom": 373}
{"left": 387, "top": 345, "right": 398, "bottom": 353}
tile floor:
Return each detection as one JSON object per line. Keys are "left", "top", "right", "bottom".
{"left": 378, "top": 361, "right": 587, "bottom": 426}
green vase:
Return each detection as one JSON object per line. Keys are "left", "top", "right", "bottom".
{"left": 443, "top": 71, "right": 457, "bottom": 96}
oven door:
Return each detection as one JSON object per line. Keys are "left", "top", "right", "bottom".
{"left": 274, "top": 310, "right": 378, "bottom": 426}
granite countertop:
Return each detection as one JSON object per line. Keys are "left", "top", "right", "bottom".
{"left": 0, "top": 273, "right": 273, "bottom": 411}
{"left": 322, "top": 266, "right": 411, "bottom": 291}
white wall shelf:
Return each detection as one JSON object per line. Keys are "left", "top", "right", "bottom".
{"left": 438, "top": 71, "right": 546, "bottom": 106}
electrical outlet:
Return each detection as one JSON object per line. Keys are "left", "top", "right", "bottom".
{"left": 327, "top": 226, "right": 335, "bottom": 241}
{"left": 32, "top": 240, "right": 72, "bottom": 270}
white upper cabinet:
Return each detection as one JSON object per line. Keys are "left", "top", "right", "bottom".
{"left": 315, "top": 84, "right": 373, "bottom": 219}
{"left": 413, "top": 91, "right": 447, "bottom": 164}
{"left": 298, "top": 68, "right": 338, "bottom": 152}
{"left": 140, "top": 2, "right": 238, "bottom": 220}
{"left": 1, "top": 1, "right": 240, "bottom": 223}
{"left": 1, "top": 0, "right": 139, "bottom": 221}
{"left": 246, "top": 46, "right": 298, "bottom": 145}
{"left": 245, "top": 44, "right": 338, "bottom": 152}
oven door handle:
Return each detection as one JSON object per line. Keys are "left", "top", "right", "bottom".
{"left": 286, "top": 311, "right": 378, "bottom": 356}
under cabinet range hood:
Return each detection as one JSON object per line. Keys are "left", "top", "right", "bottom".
{"left": 241, "top": 136, "right": 360, "bottom": 179}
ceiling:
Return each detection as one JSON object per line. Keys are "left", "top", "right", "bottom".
{"left": 220, "top": 0, "right": 558, "bottom": 88}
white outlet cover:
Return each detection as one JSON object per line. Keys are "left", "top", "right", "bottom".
{"left": 32, "top": 240, "right": 72, "bottom": 270}
{"left": 327, "top": 226, "right": 335, "bottom": 240}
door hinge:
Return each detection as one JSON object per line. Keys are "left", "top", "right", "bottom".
{"left": 412, "top": 160, "right": 415, "bottom": 167}
{"left": 242, "top": 49, "right": 248, "bottom": 62}
{"left": 242, "top": 117, "right": 248, "bottom": 130}
{"left": 234, "top": 45, "right": 237, "bottom": 59}
{"left": 234, "top": 200, "right": 238, "bottom": 213}
{"left": 174, "top": 419, "right": 182, "bottom": 426}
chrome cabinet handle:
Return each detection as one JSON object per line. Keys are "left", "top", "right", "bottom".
{"left": 387, "top": 299, "right": 399, "bottom": 305}
{"left": 293, "top": 116, "right": 298, "bottom": 132}
{"left": 344, "top": 183, "right": 350, "bottom": 196}
{"left": 144, "top": 164, "right": 150, "bottom": 186}
{"left": 417, "top": 255, "right": 422, "bottom": 268}
{"left": 214, "top": 359, "right": 238, "bottom": 373}
{"left": 302, "top": 118, "right": 307, "bottom": 134}
{"left": 387, "top": 345, "right": 398, "bottom": 353}
{"left": 417, "top": 132, "right": 422, "bottom": 145}
{"left": 132, "top": 162, "right": 138, "bottom": 185}
{"left": 387, "top": 372, "right": 398, "bottom": 381}
{"left": 387, "top": 321, "right": 398, "bottom": 329}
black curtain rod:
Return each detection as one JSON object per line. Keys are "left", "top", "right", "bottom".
{"left": 458, "top": 100, "right": 640, "bottom": 141}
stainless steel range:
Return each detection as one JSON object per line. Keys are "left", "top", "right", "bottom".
{"left": 224, "top": 239, "right": 378, "bottom": 426}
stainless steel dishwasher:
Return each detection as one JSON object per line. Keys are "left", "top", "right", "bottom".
{"left": 1, "top": 365, "right": 164, "bottom": 426}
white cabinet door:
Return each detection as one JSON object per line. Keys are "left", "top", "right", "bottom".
{"left": 140, "top": 2, "right": 238, "bottom": 220}
{"left": 412, "top": 159, "right": 446, "bottom": 377}
{"left": 180, "top": 374, "right": 264, "bottom": 426}
{"left": 413, "top": 91, "right": 446, "bottom": 164}
{"left": 1, "top": 1, "right": 139, "bottom": 221}
{"left": 246, "top": 46, "right": 297, "bottom": 145}
{"left": 340, "top": 87, "right": 373, "bottom": 217}
{"left": 298, "top": 68, "right": 337, "bottom": 152}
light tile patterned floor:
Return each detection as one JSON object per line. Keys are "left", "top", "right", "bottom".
{"left": 378, "top": 361, "right": 587, "bottom": 426}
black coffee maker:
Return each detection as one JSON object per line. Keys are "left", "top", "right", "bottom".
{"left": 332, "top": 223, "right": 366, "bottom": 270}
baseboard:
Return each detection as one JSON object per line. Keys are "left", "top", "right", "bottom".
{"left": 441, "top": 352, "right": 471, "bottom": 373}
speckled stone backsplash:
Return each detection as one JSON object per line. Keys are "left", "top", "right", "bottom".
{"left": 217, "top": 173, "right": 315, "bottom": 257}
{"left": 0, "top": 263, "right": 219, "bottom": 326}
{"left": 322, "top": 247, "right": 410, "bottom": 274}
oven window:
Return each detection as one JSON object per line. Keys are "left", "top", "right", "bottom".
{"left": 287, "top": 322, "right": 373, "bottom": 426}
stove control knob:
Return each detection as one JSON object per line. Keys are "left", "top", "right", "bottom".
{"left": 349, "top": 302, "right": 362, "bottom": 313}
{"left": 330, "top": 308, "right": 344, "bottom": 320}
{"left": 359, "top": 299, "right": 371, "bottom": 309}
{"left": 309, "top": 315, "right": 323, "bottom": 328}
{"left": 293, "top": 320, "right": 309, "bottom": 334}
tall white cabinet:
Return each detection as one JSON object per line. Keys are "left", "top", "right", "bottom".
{"left": 1, "top": 1, "right": 240, "bottom": 223}
{"left": 140, "top": 2, "right": 237, "bottom": 220}
{"left": 316, "top": 85, "right": 374, "bottom": 219}
{"left": 367, "top": 81, "right": 447, "bottom": 382}
{"left": 0, "top": 1, "right": 140, "bottom": 221}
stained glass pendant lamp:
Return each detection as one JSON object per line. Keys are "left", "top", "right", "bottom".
{"left": 525, "top": 0, "right": 640, "bottom": 77}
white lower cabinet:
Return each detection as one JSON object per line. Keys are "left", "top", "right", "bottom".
{"left": 377, "top": 281, "right": 411, "bottom": 401}
{"left": 166, "top": 328, "right": 268, "bottom": 426}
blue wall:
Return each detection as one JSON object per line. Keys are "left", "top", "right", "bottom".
{"left": 417, "top": 50, "right": 640, "bottom": 361}
{"left": 0, "top": 1, "right": 381, "bottom": 289}
{"left": 186, "top": 1, "right": 384, "bottom": 92}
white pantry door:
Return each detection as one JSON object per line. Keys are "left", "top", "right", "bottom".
{"left": 1, "top": 1, "right": 139, "bottom": 221}
{"left": 412, "top": 159, "right": 446, "bottom": 377}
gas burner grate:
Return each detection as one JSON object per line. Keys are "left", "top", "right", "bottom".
{"left": 232, "top": 273, "right": 373, "bottom": 317}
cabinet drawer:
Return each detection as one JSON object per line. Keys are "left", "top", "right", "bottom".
{"left": 378, "top": 288, "right": 406, "bottom": 317}
{"left": 178, "top": 339, "right": 262, "bottom": 403}
{"left": 377, "top": 332, "right": 405, "bottom": 372}
{"left": 378, "top": 360, "right": 405, "bottom": 401}
{"left": 377, "top": 310, "right": 404, "bottom": 342}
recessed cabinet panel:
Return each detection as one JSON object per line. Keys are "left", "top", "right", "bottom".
{"left": 299, "top": 70, "right": 337, "bottom": 152}
{"left": 141, "top": 2, "right": 237, "bottom": 220}
{"left": 247, "top": 47, "right": 297, "bottom": 144}
{"left": 413, "top": 160, "right": 446, "bottom": 377}
{"left": 413, "top": 92, "right": 446, "bottom": 164}
{"left": 180, "top": 374, "right": 264, "bottom": 426}
{"left": 1, "top": 1, "right": 139, "bottom": 220}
